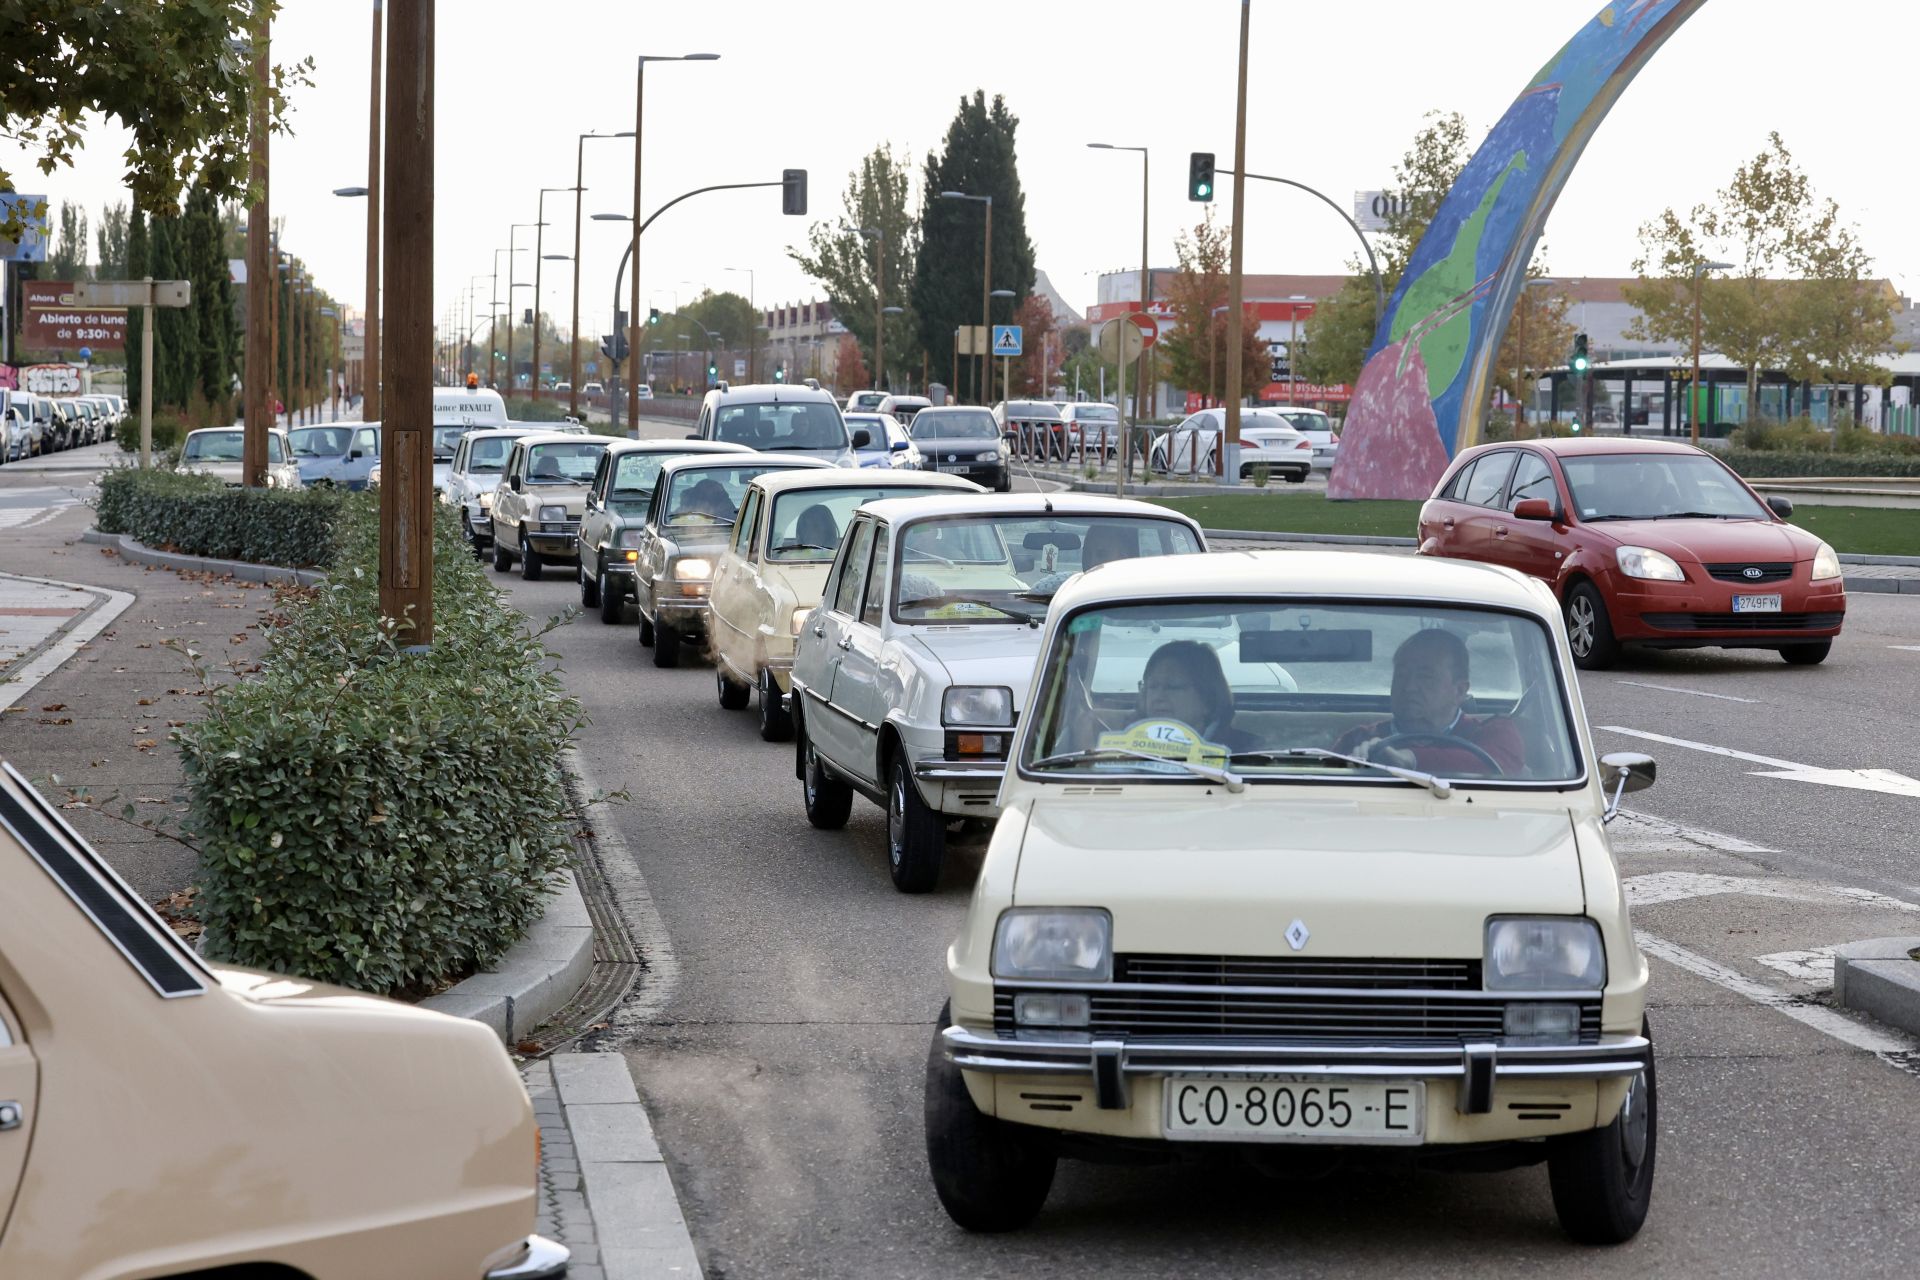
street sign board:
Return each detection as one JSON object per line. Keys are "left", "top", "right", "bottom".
{"left": 992, "top": 324, "right": 1023, "bottom": 357}
{"left": 956, "top": 325, "right": 988, "bottom": 356}
{"left": 341, "top": 333, "right": 365, "bottom": 361}
{"left": 1126, "top": 312, "right": 1159, "bottom": 350}
{"left": 733, "top": 358, "right": 746, "bottom": 378}
{"left": 74, "top": 279, "right": 190, "bottom": 308}
{"left": 21, "top": 281, "right": 127, "bottom": 350}
{"left": 1096, "top": 319, "right": 1144, "bottom": 364}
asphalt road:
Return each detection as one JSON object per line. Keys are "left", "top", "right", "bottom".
{"left": 508, "top": 528, "right": 1920, "bottom": 1277}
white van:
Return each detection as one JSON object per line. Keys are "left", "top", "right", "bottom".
{"left": 432, "top": 386, "right": 511, "bottom": 488}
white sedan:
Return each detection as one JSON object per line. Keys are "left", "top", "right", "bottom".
{"left": 1151, "top": 408, "right": 1313, "bottom": 482}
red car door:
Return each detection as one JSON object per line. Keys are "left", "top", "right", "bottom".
{"left": 1486, "top": 449, "right": 1568, "bottom": 583}
{"left": 1425, "top": 450, "right": 1516, "bottom": 562}
{"left": 1419, "top": 454, "right": 1483, "bottom": 556}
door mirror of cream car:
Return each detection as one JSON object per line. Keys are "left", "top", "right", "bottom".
{"left": 1600, "top": 751, "right": 1656, "bottom": 823}
{"left": 509, "top": 475, "right": 523, "bottom": 492}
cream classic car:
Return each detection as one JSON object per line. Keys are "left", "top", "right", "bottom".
{"left": 442, "top": 425, "right": 541, "bottom": 553}
{"left": 634, "top": 453, "right": 832, "bottom": 668}
{"left": 178, "top": 427, "right": 303, "bottom": 489}
{"left": 578, "top": 438, "right": 752, "bottom": 624}
{"left": 488, "top": 431, "right": 624, "bottom": 579}
{"left": 790, "top": 493, "right": 1207, "bottom": 893}
{"left": 925, "top": 550, "right": 1659, "bottom": 1244}
{"left": 0, "top": 762, "right": 564, "bottom": 1278}
{"left": 708, "top": 468, "right": 984, "bottom": 741}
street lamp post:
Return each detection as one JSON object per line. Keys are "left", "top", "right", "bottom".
{"left": 1206, "top": 303, "right": 1230, "bottom": 409}
{"left": 532, "top": 186, "right": 580, "bottom": 400}
{"left": 1286, "top": 294, "right": 1308, "bottom": 405}
{"left": 724, "top": 266, "right": 756, "bottom": 382}
{"left": 1221, "top": 0, "right": 1253, "bottom": 486}
{"left": 570, "top": 131, "right": 632, "bottom": 417}
{"left": 1087, "top": 142, "right": 1152, "bottom": 423}
{"left": 318, "top": 306, "right": 340, "bottom": 419}
{"left": 629, "top": 52, "right": 722, "bottom": 435}
{"left": 1511, "top": 277, "right": 1558, "bottom": 438}
{"left": 938, "top": 190, "right": 993, "bottom": 403}
{"left": 490, "top": 246, "right": 521, "bottom": 389}
{"left": 1691, "top": 260, "right": 1734, "bottom": 443}
{"left": 506, "top": 222, "right": 540, "bottom": 394}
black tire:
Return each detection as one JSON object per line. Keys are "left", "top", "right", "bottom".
{"left": 1547, "top": 1021, "right": 1657, "bottom": 1244}
{"left": 598, "top": 569, "right": 624, "bottom": 624}
{"left": 652, "top": 619, "right": 681, "bottom": 668}
{"left": 717, "top": 669, "right": 751, "bottom": 710}
{"left": 519, "top": 527, "right": 543, "bottom": 581}
{"left": 1780, "top": 640, "right": 1831, "bottom": 666}
{"left": 759, "top": 669, "right": 794, "bottom": 743}
{"left": 492, "top": 535, "right": 512, "bottom": 574}
{"left": 925, "top": 1001, "right": 1055, "bottom": 1232}
{"left": 1565, "top": 581, "right": 1619, "bottom": 670}
{"left": 638, "top": 609, "right": 655, "bottom": 647}
{"left": 581, "top": 556, "right": 602, "bottom": 608}
{"left": 887, "top": 749, "right": 945, "bottom": 894}
{"left": 800, "top": 721, "right": 852, "bottom": 830}
{"left": 1284, "top": 468, "right": 1308, "bottom": 484}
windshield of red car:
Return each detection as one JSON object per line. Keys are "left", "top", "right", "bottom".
{"left": 1559, "top": 453, "right": 1768, "bottom": 522}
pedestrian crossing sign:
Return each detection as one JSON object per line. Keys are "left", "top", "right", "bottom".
{"left": 992, "top": 324, "right": 1023, "bottom": 357}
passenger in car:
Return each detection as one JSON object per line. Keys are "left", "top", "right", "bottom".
{"left": 794, "top": 503, "right": 841, "bottom": 551}
{"left": 1332, "top": 629, "right": 1526, "bottom": 775}
{"left": 677, "top": 478, "right": 738, "bottom": 523}
{"left": 1138, "top": 640, "right": 1258, "bottom": 753}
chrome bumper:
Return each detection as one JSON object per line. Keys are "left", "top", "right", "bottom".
{"left": 912, "top": 758, "right": 1008, "bottom": 783}
{"left": 941, "top": 1025, "right": 1650, "bottom": 1114}
{"left": 485, "top": 1233, "right": 569, "bottom": 1279}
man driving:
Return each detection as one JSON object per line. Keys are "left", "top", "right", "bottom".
{"left": 1332, "top": 628, "right": 1525, "bottom": 776}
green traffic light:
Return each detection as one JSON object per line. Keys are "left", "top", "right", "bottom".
{"left": 1196, "top": 183, "right": 1211, "bottom": 198}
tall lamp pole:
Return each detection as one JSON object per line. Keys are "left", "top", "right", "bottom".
{"left": 490, "top": 246, "right": 520, "bottom": 388}
{"left": 1088, "top": 142, "right": 1151, "bottom": 420}
{"left": 1221, "top": 0, "right": 1252, "bottom": 486}
{"left": 938, "top": 190, "right": 993, "bottom": 403}
{"left": 506, "top": 221, "right": 540, "bottom": 393}
{"left": 569, "top": 131, "right": 632, "bottom": 416}
{"left": 532, "top": 186, "right": 579, "bottom": 400}
{"left": 724, "top": 266, "right": 756, "bottom": 382}
{"left": 1691, "top": 260, "right": 1733, "bottom": 443}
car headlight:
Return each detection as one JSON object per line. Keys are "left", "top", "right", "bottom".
{"left": 979, "top": 450, "right": 1000, "bottom": 462}
{"left": 265, "top": 473, "right": 278, "bottom": 488}
{"left": 1810, "top": 540, "right": 1842, "bottom": 581}
{"left": 1615, "top": 545, "right": 1685, "bottom": 582}
{"left": 993, "top": 908, "right": 1112, "bottom": 982}
{"left": 671, "top": 557, "right": 712, "bottom": 581}
{"left": 539, "top": 504, "right": 568, "bottom": 522}
{"left": 1484, "top": 917, "right": 1606, "bottom": 991}
{"left": 791, "top": 605, "right": 812, "bottom": 636}
{"left": 942, "top": 685, "right": 1013, "bottom": 726}
{"left": 618, "top": 529, "right": 646, "bottom": 550}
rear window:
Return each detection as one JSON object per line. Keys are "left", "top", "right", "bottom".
{"left": 713, "top": 401, "right": 849, "bottom": 452}
{"left": 911, "top": 410, "right": 998, "bottom": 441}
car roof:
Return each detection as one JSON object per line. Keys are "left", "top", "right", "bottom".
{"left": 1511, "top": 437, "right": 1711, "bottom": 458}
{"left": 748, "top": 467, "right": 984, "bottom": 497}
{"left": 655, "top": 452, "right": 833, "bottom": 478}
{"left": 513, "top": 431, "right": 626, "bottom": 447}
{"left": 1049, "top": 548, "right": 1556, "bottom": 620}
{"left": 604, "top": 438, "right": 750, "bottom": 458}
{"left": 706, "top": 383, "right": 838, "bottom": 406}
{"left": 457, "top": 426, "right": 540, "bottom": 441}
{"left": 858, "top": 491, "right": 1205, "bottom": 528}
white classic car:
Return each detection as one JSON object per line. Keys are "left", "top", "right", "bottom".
{"left": 925, "top": 550, "right": 1658, "bottom": 1243}
{"left": 578, "top": 439, "right": 752, "bottom": 624}
{"left": 487, "top": 432, "right": 625, "bottom": 579}
{"left": 790, "top": 493, "right": 1208, "bottom": 893}
{"left": 707, "top": 468, "right": 984, "bottom": 741}
{"left": 177, "top": 427, "right": 302, "bottom": 490}
{"left": 633, "top": 453, "right": 831, "bottom": 667}
{"left": 441, "top": 426, "right": 541, "bottom": 553}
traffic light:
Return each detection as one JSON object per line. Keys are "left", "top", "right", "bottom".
{"left": 1571, "top": 332, "right": 1590, "bottom": 374}
{"left": 600, "top": 331, "right": 629, "bottom": 364}
{"left": 773, "top": 365, "right": 785, "bottom": 382}
{"left": 782, "top": 168, "right": 808, "bottom": 216}
{"left": 707, "top": 360, "right": 719, "bottom": 382}
{"left": 648, "top": 307, "right": 661, "bottom": 326}
{"left": 1188, "top": 152, "right": 1215, "bottom": 202}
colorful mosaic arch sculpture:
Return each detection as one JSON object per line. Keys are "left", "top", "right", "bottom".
{"left": 1329, "top": 0, "right": 1708, "bottom": 500}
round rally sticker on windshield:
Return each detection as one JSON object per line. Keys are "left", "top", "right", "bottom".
{"left": 1098, "top": 719, "right": 1230, "bottom": 767}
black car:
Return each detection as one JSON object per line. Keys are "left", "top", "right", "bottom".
{"left": 908, "top": 407, "right": 1010, "bottom": 491}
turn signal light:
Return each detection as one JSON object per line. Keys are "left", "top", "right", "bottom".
{"left": 624, "top": 550, "right": 638, "bottom": 562}
{"left": 954, "top": 733, "right": 1007, "bottom": 757}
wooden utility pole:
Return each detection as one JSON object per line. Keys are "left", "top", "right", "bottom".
{"left": 242, "top": 3, "right": 271, "bottom": 485}
{"left": 363, "top": 0, "right": 383, "bottom": 422}
{"left": 380, "top": 0, "right": 433, "bottom": 644}
{"left": 1221, "top": 0, "right": 1252, "bottom": 484}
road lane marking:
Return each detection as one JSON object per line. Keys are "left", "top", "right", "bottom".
{"left": 1890, "top": 645, "right": 1920, "bottom": 652}
{"left": 1616, "top": 680, "right": 1757, "bottom": 703}
{"left": 1756, "top": 948, "right": 1837, "bottom": 986}
{"left": 1625, "top": 871, "right": 1920, "bottom": 913}
{"left": 1599, "top": 726, "right": 1920, "bottom": 799}
{"left": 1596, "top": 726, "right": 1801, "bottom": 769}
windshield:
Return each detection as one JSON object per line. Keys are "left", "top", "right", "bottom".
{"left": 1071, "top": 405, "right": 1119, "bottom": 422}
{"left": 911, "top": 410, "right": 998, "bottom": 441}
{"left": 1278, "top": 411, "right": 1330, "bottom": 434}
{"left": 432, "top": 426, "right": 468, "bottom": 458}
{"left": 182, "top": 431, "right": 244, "bottom": 462}
{"left": 524, "top": 441, "right": 606, "bottom": 484}
{"left": 289, "top": 427, "right": 352, "bottom": 457}
{"left": 465, "top": 435, "right": 516, "bottom": 472}
{"left": 892, "top": 515, "right": 1202, "bottom": 624}
{"left": 1025, "top": 602, "right": 1580, "bottom": 786}
{"left": 713, "top": 401, "right": 849, "bottom": 452}
{"left": 1559, "top": 452, "right": 1768, "bottom": 522}
{"left": 770, "top": 485, "right": 925, "bottom": 561}
{"left": 662, "top": 464, "right": 788, "bottom": 527}
{"left": 847, "top": 392, "right": 886, "bottom": 411}
{"left": 610, "top": 449, "right": 709, "bottom": 503}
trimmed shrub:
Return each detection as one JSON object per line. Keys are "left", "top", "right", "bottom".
{"left": 1721, "top": 450, "right": 1920, "bottom": 479}
{"left": 115, "top": 410, "right": 188, "bottom": 454}
{"left": 176, "top": 497, "right": 582, "bottom": 995}
{"left": 95, "top": 468, "right": 346, "bottom": 567}
{"left": 504, "top": 397, "right": 573, "bottom": 423}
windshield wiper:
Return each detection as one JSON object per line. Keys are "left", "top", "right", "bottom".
{"left": 771, "top": 541, "right": 835, "bottom": 554}
{"left": 1031, "top": 747, "right": 1245, "bottom": 792}
{"left": 896, "top": 594, "right": 1024, "bottom": 620}
{"left": 1656, "top": 511, "right": 1740, "bottom": 520}
{"left": 761, "top": 443, "right": 830, "bottom": 451}
{"left": 1227, "top": 748, "right": 1453, "bottom": 799}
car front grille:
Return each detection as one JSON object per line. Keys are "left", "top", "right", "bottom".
{"left": 1642, "top": 611, "right": 1844, "bottom": 632}
{"left": 539, "top": 521, "right": 580, "bottom": 535}
{"left": 1116, "top": 954, "right": 1481, "bottom": 990}
{"left": 1704, "top": 562, "right": 1794, "bottom": 584}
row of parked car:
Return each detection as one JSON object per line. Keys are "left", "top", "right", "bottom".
{"left": 433, "top": 393, "right": 1667, "bottom": 1244}
{"left": 0, "top": 389, "right": 123, "bottom": 459}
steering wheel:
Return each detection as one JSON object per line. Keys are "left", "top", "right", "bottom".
{"left": 1372, "top": 732, "right": 1505, "bottom": 776}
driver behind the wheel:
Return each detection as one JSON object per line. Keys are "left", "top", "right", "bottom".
{"left": 1331, "top": 629, "right": 1525, "bottom": 776}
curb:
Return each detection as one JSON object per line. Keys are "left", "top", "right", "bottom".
{"left": 0, "top": 570, "right": 136, "bottom": 705}
{"left": 81, "top": 530, "right": 327, "bottom": 587}
{"left": 1833, "top": 937, "right": 1920, "bottom": 1036}
{"left": 421, "top": 866, "right": 596, "bottom": 1044}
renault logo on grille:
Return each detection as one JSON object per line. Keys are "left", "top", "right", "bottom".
{"left": 1742, "top": 566, "right": 1765, "bottom": 579}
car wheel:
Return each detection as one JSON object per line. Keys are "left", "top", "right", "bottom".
{"left": 580, "top": 556, "right": 601, "bottom": 608}
{"left": 717, "top": 669, "right": 751, "bottom": 710}
{"left": 598, "top": 570, "right": 624, "bottom": 624}
{"left": 519, "top": 526, "right": 543, "bottom": 581}
{"left": 1780, "top": 640, "right": 1831, "bottom": 665}
{"left": 759, "top": 669, "right": 794, "bottom": 743}
{"left": 1547, "top": 1019, "right": 1657, "bottom": 1244}
{"left": 800, "top": 722, "right": 853, "bottom": 829}
{"left": 925, "top": 1001, "right": 1055, "bottom": 1232}
{"left": 995, "top": 473, "right": 1012, "bottom": 493}
{"left": 1284, "top": 468, "right": 1308, "bottom": 484}
{"left": 652, "top": 619, "right": 681, "bottom": 668}
{"left": 492, "top": 535, "right": 512, "bottom": 574}
{"left": 887, "top": 750, "right": 944, "bottom": 894}
{"left": 1565, "top": 582, "right": 1619, "bottom": 670}
{"left": 638, "top": 609, "right": 655, "bottom": 647}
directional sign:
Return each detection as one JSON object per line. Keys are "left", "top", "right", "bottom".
{"left": 74, "top": 279, "right": 190, "bottom": 308}
{"left": 992, "top": 325, "right": 1023, "bottom": 357}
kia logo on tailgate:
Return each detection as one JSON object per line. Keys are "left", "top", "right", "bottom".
{"left": 1742, "top": 567, "right": 1764, "bottom": 579}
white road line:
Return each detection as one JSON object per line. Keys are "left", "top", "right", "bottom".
{"left": 1755, "top": 948, "right": 1838, "bottom": 986}
{"left": 1890, "top": 645, "right": 1920, "bottom": 653}
{"left": 1638, "top": 931, "right": 1920, "bottom": 1065}
{"left": 0, "top": 573, "right": 134, "bottom": 705}
{"left": 1616, "top": 681, "right": 1757, "bottom": 703}
{"left": 1625, "top": 870, "right": 1920, "bottom": 913}
{"left": 1596, "top": 726, "right": 1804, "bottom": 770}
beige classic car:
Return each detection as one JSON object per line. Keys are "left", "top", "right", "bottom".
{"left": 707, "top": 468, "right": 983, "bottom": 740}
{"left": 178, "top": 426, "right": 303, "bottom": 489}
{"left": 927, "top": 550, "right": 1659, "bottom": 1244}
{"left": 488, "top": 431, "right": 625, "bottom": 579}
{"left": 0, "top": 763, "right": 563, "bottom": 1278}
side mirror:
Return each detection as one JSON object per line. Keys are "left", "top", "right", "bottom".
{"left": 349, "top": 450, "right": 363, "bottom": 461}
{"left": 1512, "top": 498, "right": 1555, "bottom": 522}
{"left": 509, "top": 475, "right": 523, "bottom": 492}
{"left": 1766, "top": 495, "right": 1794, "bottom": 518}
{"left": 1600, "top": 751, "right": 1656, "bottom": 823}
{"left": 890, "top": 438, "right": 910, "bottom": 452}
{"left": 850, "top": 429, "right": 872, "bottom": 449}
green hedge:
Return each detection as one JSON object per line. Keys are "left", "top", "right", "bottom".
{"left": 176, "top": 496, "right": 582, "bottom": 995}
{"left": 503, "top": 397, "right": 574, "bottom": 422}
{"left": 95, "top": 468, "right": 346, "bottom": 568}
{"left": 1721, "top": 450, "right": 1920, "bottom": 479}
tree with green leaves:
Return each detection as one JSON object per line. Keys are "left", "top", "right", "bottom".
{"left": 790, "top": 143, "right": 920, "bottom": 391}
{"left": 1785, "top": 200, "right": 1894, "bottom": 423}
{"left": 678, "top": 290, "right": 757, "bottom": 349}
{"left": 911, "top": 92, "right": 1037, "bottom": 403}
{"left": 148, "top": 214, "right": 193, "bottom": 410}
{"left": 124, "top": 207, "right": 149, "bottom": 411}
{"left": 1158, "top": 210, "right": 1267, "bottom": 403}
{"left": 95, "top": 202, "right": 130, "bottom": 279}
{"left": 48, "top": 203, "right": 90, "bottom": 280}
{"left": 0, "top": 2, "right": 314, "bottom": 243}
{"left": 183, "top": 181, "right": 235, "bottom": 406}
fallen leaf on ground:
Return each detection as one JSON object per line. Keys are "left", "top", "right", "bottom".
{"left": 515, "top": 1040, "right": 543, "bottom": 1055}
{"left": 41, "top": 704, "right": 64, "bottom": 712}
{"left": 38, "top": 718, "right": 73, "bottom": 726}
{"left": 136, "top": 697, "right": 156, "bottom": 706}
{"left": 135, "top": 739, "right": 157, "bottom": 750}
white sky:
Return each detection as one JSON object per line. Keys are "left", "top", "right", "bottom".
{"left": 7, "top": 0, "right": 1914, "bottom": 340}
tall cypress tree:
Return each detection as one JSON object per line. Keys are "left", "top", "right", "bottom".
{"left": 124, "top": 207, "right": 148, "bottom": 412}
{"left": 147, "top": 213, "right": 192, "bottom": 410}
{"left": 909, "top": 91, "right": 1037, "bottom": 402}
{"left": 183, "top": 182, "right": 233, "bottom": 406}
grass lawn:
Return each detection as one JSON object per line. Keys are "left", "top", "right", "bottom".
{"left": 1160, "top": 493, "right": 1919, "bottom": 557}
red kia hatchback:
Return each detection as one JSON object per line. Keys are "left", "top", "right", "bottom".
{"left": 1417, "top": 438, "right": 1845, "bottom": 669}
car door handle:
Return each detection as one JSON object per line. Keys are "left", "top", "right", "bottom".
{"left": 812, "top": 624, "right": 826, "bottom": 637}
{"left": 837, "top": 637, "right": 853, "bottom": 651}
{"left": 0, "top": 1101, "right": 20, "bottom": 1131}
{"left": 1493, "top": 525, "right": 1509, "bottom": 538}
{"left": 1442, "top": 517, "right": 1455, "bottom": 530}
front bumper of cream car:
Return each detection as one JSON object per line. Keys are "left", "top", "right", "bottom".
{"left": 485, "top": 1233, "right": 570, "bottom": 1279}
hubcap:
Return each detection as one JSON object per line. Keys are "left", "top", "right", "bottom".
{"left": 1618, "top": 1070, "right": 1649, "bottom": 1172}
{"left": 1569, "top": 598, "right": 1595, "bottom": 655}
{"left": 805, "top": 742, "right": 819, "bottom": 803}
{"left": 888, "top": 770, "right": 906, "bottom": 867}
